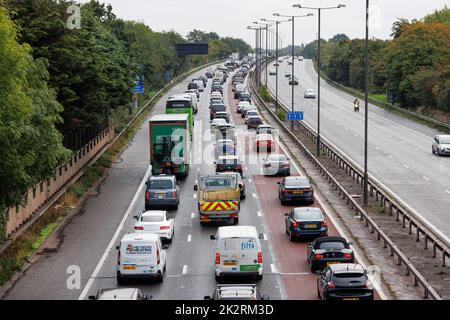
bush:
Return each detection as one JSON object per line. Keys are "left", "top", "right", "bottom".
{"left": 259, "top": 86, "right": 272, "bottom": 103}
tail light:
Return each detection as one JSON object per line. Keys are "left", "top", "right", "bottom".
{"left": 291, "top": 221, "right": 299, "bottom": 228}
{"left": 327, "top": 282, "right": 336, "bottom": 288}
{"left": 172, "top": 191, "right": 177, "bottom": 198}
{"left": 321, "top": 220, "right": 328, "bottom": 228}
{"left": 215, "top": 253, "right": 221, "bottom": 264}
{"left": 343, "top": 253, "right": 352, "bottom": 259}
{"left": 315, "top": 254, "right": 322, "bottom": 260}
{"left": 157, "top": 248, "right": 160, "bottom": 265}
{"left": 160, "top": 226, "right": 170, "bottom": 230}
{"left": 145, "top": 191, "right": 150, "bottom": 200}
{"left": 134, "top": 226, "right": 144, "bottom": 231}
{"left": 257, "top": 252, "right": 262, "bottom": 263}
{"left": 235, "top": 165, "right": 242, "bottom": 171}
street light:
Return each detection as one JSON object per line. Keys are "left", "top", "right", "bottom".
{"left": 273, "top": 12, "right": 313, "bottom": 130}
{"left": 363, "top": 0, "right": 369, "bottom": 206}
{"left": 261, "top": 17, "right": 291, "bottom": 115}
{"left": 293, "top": 3, "right": 346, "bottom": 157}
{"left": 254, "top": 21, "right": 274, "bottom": 88}
{"left": 248, "top": 25, "right": 262, "bottom": 87}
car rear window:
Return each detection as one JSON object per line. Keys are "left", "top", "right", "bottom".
{"left": 203, "top": 178, "right": 232, "bottom": 187}
{"left": 318, "top": 241, "right": 346, "bottom": 250}
{"left": 268, "top": 155, "right": 287, "bottom": 161}
{"left": 293, "top": 210, "right": 323, "bottom": 220}
{"left": 285, "top": 178, "right": 309, "bottom": 187}
{"left": 142, "top": 215, "right": 164, "bottom": 222}
{"left": 334, "top": 273, "right": 365, "bottom": 279}
{"left": 148, "top": 180, "right": 173, "bottom": 189}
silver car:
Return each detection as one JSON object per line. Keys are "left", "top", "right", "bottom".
{"left": 432, "top": 135, "right": 450, "bottom": 156}
{"left": 304, "top": 89, "right": 316, "bottom": 99}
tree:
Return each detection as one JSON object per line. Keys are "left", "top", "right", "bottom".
{"left": 0, "top": 5, "right": 70, "bottom": 235}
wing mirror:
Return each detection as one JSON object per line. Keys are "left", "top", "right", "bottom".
{"left": 162, "top": 244, "right": 169, "bottom": 250}
{"left": 348, "top": 242, "right": 353, "bottom": 246}
{"left": 133, "top": 215, "right": 139, "bottom": 220}
{"left": 277, "top": 182, "right": 281, "bottom": 185}
{"left": 143, "top": 294, "right": 152, "bottom": 300}
{"left": 259, "top": 233, "right": 264, "bottom": 240}
{"left": 194, "top": 185, "right": 198, "bottom": 191}
{"left": 284, "top": 213, "right": 289, "bottom": 217}
{"left": 308, "top": 242, "right": 313, "bottom": 247}
{"left": 88, "top": 295, "right": 96, "bottom": 300}
{"left": 204, "top": 296, "right": 212, "bottom": 300}
{"left": 261, "top": 294, "right": 270, "bottom": 300}
{"left": 210, "top": 235, "right": 216, "bottom": 240}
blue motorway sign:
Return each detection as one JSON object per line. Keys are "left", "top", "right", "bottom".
{"left": 286, "top": 111, "right": 304, "bottom": 121}
{"left": 131, "top": 84, "right": 143, "bottom": 93}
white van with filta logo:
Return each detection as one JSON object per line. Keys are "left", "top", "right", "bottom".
{"left": 116, "top": 233, "right": 167, "bottom": 284}
{"left": 210, "top": 226, "right": 264, "bottom": 281}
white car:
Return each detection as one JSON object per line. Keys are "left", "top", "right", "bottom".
{"left": 237, "top": 101, "right": 251, "bottom": 113}
{"left": 211, "top": 118, "right": 227, "bottom": 130}
{"left": 304, "top": 89, "right": 316, "bottom": 99}
{"left": 432, "top": 135, "right": 450, "bottom": 156}
{"left": 241, "top": 104, "right": 257, "bottom": 118}
{"left": 269, "top": 68, "right": 276, "bottom": 75}
{"left": 133, "top": 210, "right": 174, "bottom": 243}
{"left": 211, "top": 91, "right": 223, "bottom": 99}
{"left": 245, "top": 110, "right": 259, "bottom": 124}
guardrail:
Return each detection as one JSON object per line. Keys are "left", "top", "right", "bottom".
{"left": 311, "top": 61, "right": 450, "bottom": 131}
{"left": 0, "top": 60, "right": 223, "bottom": 255}
{"left": 250, "top": 71, "right": 444, "bottom": 300}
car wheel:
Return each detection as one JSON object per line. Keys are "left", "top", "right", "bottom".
{"left": 289, "top": 231, "right": 295, "bottom": 242}
{"left": 310, "top": 263, "right": 317, "bottom": 273}
{"left": 116, "top": 272, "right": 125, "bottom": 285}
{"left": 317, "top": 285, "right": 321, "bottom": 299}
{"left": 281, "top": 198, "right": 285, "bottom": 205}
{"left": 285, "top": 223, "right": 289, "bottom": 234}
{"left": 157, "top": 273, "right": 164, "bottom": 283}
{"left": 242, "top": 192, "right": 246, "bottom": 200}
{"left": 215, "top": 274, "right": 221, "bottom": 282}
{"left": 257, "top": 146, "right": 259, "bottom": 153}
{"left": 233, "top": 217, "right": 239, "bottom": 225}
{"left": 256, "top": 274, "right": 263, "bottom": 281}
{"left": 432, "top": 147, "right": 435, "bottom": 154}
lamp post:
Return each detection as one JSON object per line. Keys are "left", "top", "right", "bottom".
{"left": 261, "top": 18, "right": 291, "bottom": 115}
{"left": 247, "top": 26, "right": 260, "bottom": 87}
{"left": 273, "top": 13, "right": 313, "bottom": 130}
{"left": 293, "top": 3, "right": 346, "bottom": 157}
{"left": 363, "top": 0, "right": 369, "bottom": 205}
{"left": 254, "top": 22, "right": 274, "bottom": 87}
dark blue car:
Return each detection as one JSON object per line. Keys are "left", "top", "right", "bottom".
{"left": 284, "top": 207, "right": 328, "bottom": 241}
{"left": 278, "top": 176, "right": 314, "bottom": 205}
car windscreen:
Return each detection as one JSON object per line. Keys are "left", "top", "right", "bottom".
{"left": 141, "top": 215, "right": 164, "bottom": 222}
{"left": 148, "top": 180, "right": 173, "bottom": 189}
{"left": 293, "top": 210, "right": 323, "bottom": 220}
{"left": 267, "top": 155, "right": 287, "bottom": 162}
{"left": 440, "top": 137, "right": 450, "bottom": 144}
{"left": 211, "top": 105, "right": 226, "bottom": 112}
{"left": 317, "top": 241, "right": 346, "bottom": 250}
{"left": 202, "top": 178, "right": 232, "bottom": 188}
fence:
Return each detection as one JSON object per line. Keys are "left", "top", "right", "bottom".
{"left": 250, "top": 71, "right": 445, "bottom": 300}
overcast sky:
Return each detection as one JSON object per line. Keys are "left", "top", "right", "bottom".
{"left": 81, "top": 0, "right": 449, "bottom": 47}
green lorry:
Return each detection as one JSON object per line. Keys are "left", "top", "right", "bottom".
{"left": 149, "top": 114, "right": 191, "bottom": 179}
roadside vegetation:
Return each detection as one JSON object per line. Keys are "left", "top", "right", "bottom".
{"left": 301, "top": 7, "right": 450, "bottom": 114}
{"left": 0, "top": 0, "right": 251, "bottom": 241}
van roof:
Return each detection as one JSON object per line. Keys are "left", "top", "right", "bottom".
{"left": 121, "top": 233, "right": 160, "bottom": 242}
{"left": 217, "top": 226, "right": 258, "bottom": 239}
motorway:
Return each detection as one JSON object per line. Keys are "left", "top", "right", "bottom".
{"left": 4, "top": 64, "right": 378, "bottom": 300}
{"left": 267, "top": 59, "right": 450, "bottom": 241}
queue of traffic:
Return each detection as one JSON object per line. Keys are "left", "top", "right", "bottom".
{"left": 90, "top": 56, "right": 375, "bottom": 300}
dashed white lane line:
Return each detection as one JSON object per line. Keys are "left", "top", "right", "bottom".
{"left": 270, "top": 264, "right": 277, "bottom": 273}
{"left": 403, "top": 164, "right": 410, "bottom": 169}
{"left": 191, "top": 212, "right": 196, "bottom": 218}
{"left": 388, "top": 155, "right": 394, "bottom": 159}
{"left": 446, "top": 190, "right": 450, "bottom": 195}
{"left": 187, "top": 234, "right": 192, "bottom": 242}
{"left": 248, "top": 178, "right": 252, "bottom": 183}
{"left": 257, "top": 211, "right": 262, "bottom": 217}
{"left": 375, "top": 147, "right": 381, "bottom": 151}
{"left": 252, "top": 193, "right": 258, "bottom": 199}
{"left": 182, "top": 265, "right": 188, "bottom": 275}
{"left": 193, "top": 194, "right": 197, "bottom": 199}
{"left": 423, "top": 176, "right": 430, "bottom": 181}
{"left": 263, "top": 233, "right": 268, "bottom": 241}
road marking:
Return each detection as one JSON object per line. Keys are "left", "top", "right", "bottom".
{"left": 403, "top": 164, "right": 410, "bottom": 169}
{"left": 279, "top": 272, "right": 310, "bottom": 275}
{"left": 252, "top": 193, "right": 258, "bottom": 199}
{"left": 375, "top": 147, "right": 381, "bottom": 151}
{"left": 263, "top": 233, "right": 268, "bottom": 241}
{"left": 388, "top": 155, "right": 394, "bottom": 159}
{"left": 432, "top": 157, "right": 438, "bottom": 160}
{"left": 191, "top": 212, "right": 196, "bottom": 218}
{"left": 78, "top": 166, "right": 151, "bottom": 300}
{"left": 446, "top": 190, "right": 450, "bottom": 195}
{"left": 423, "top": 176, "right": 429, "bottom": 181}
{"left": 193, "top": 194, "right": 197, "bottom": 199}
{"left": 270, "top": 264, "right": 277, "bottom": 273}
{"left": 248, "top": 178, "right": 252, "bottom": 183}
{"left": 182, "top": 265, "right": 188, "bottom": 275}
{"left": 187, "top": 234, "right": 192, "bottom": 242}
{"left": 257, "top": 211, "right": 262, "bottom": 217}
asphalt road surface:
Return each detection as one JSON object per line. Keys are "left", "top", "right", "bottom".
{"left": 267, "top": 59, "right": 450, "bottom": 242}
{"left": 4, "top": 64, "right": 378, "bottom": 300}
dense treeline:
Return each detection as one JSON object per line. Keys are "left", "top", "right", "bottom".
{"left": 0, "top": 0, "right": 251, "bottom": 237}
{"left": 301, "top": 7, "right": 450, "bottom": 112}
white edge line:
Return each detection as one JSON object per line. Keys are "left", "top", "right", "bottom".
{"left": 78, "top": 165, "right": 151, "bottom": 300}
{"left": 182, "top": 265, "right": 188, "bottom": 275}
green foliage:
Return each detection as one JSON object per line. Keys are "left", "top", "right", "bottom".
{"left": 259, "top": 86, "right": 272, "bottom": 103}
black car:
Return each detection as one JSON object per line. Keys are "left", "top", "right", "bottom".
{"left": 307, "top": 236, "right": 354, "bottom": 272}
{"left": 317, "top": 264, "right": 374, "bottom": 300}
{"left": 193, "top": 76, "right": 206, "bottom": 87}
{"left": 89, "top": 288, "right": 150, "bottom": 300}
{"left": 211, "top": 84, "right": 223, "bottom": 95}
{"left": 239, "top": 92, "right": 251, "bottom": 102}
{"left": 210, "top": 103, "right": 226, "bottom": 120}
{"left": 205, "top": 71, "right": 213, "bottom": 78}
{"left": 278, "top": 176, "right": 314, "bottom": 205}
{"left": 215, "top": 155, "right": 243, "bottom": 175}
{"left": 247, "top": 116, "right": 263, "bottom": 129}
{"left": 188, "top": 81, "right": 198, "bottom": 90}
{"left": 204, "top": 284, "right": 268, "bottom": 300}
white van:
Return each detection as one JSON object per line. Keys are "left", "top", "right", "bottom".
{"left": 210, "top": 226, "right": 264, "bottom": 281}
{"left": 116, "top": 233, "right": 167, "bottom": 284}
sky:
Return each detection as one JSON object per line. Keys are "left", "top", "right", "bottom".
{"left": 80, "top": 0, "right": 449, "bottom": 48}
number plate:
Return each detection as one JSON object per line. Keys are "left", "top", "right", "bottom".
{"left": 122, "top": 266, "right": 136, "bottom": 270}
{"left": 327, "top": 261, "right": 340, "bottom": 265}
{"left": 304, "top": 224, "right": 317, "bottom": 229}
{"left": 293, "top": 191, "right": 303, "bottom": 194}
{"left": 343, "top": 298, "right": 359, "bottom": 301}
{"left": 157, "top": 193, "right": 165, "bottom": 199}
{"left": 224, "top": 260, "right": 237, "bottom": 266}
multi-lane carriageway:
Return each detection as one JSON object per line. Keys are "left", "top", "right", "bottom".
{"left": 267, "top": 59, "right": 450, "bottom": 242}
{"left": 4, "top": 64, "right": 380, "bottom": 300}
